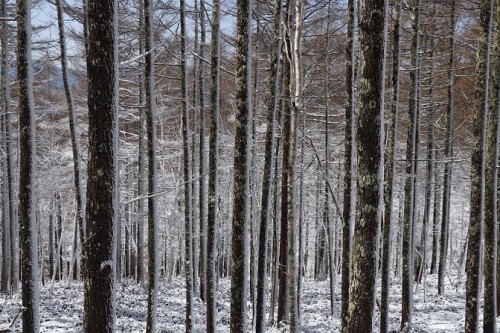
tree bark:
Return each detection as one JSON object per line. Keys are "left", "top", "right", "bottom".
{"left": 229, "top": 0, "right": 251, "bottom": 329}
{"left": 465, "top": 1, "right": 493, "bottom": 332}
{"left": 145, "top": 0, "right": 159, "bottom": 330}
{"left": 207, "top": 0, "right": 221, "bottom": 330}
{"left": 401, "top": 0, "right": 420, "bottom": 329}
{"left": 56, "top": 0, "right": 86, "bottom": 281}
{"left": 255, "top": 0, "right": 282, "bottom": 330}
{"left": 17, "top": 0, "right": 40, "bottom": 330}
{"left": 83, "top": 0, "right": 118, "bottom": 331}
{"left": 341, "top": 0, "right": 355, "bottom": 328}
{"left": 344, "top": 0, "right": 384, "bottom": 331}
{"left": 380, "top": 1, "right": 401, "bottom": 331}
{"left": 438, "top": 0, "right": 456, "bottom": 295}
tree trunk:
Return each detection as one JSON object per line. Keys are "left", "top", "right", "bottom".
{"left": 401, "top": 0, "right": 420, "bottom": 329}
{"left": 255, "top": 0, "right": 282, "bottom": 329}
{"left": 207, "top": 0, "right": 221, "bottom": 329}
{"left": 482, "top": 1, "right": 500, "bottom": 331}
{"left": 341, "top": 0, "right": 354, "bottom": 328}
{"left": 56, "top": 0, "right": 86, "bottom": 281}
{"left": 83, "top": 0, "right": 118, "bottom": 331}
{"left": 17, "top": 0, "right": 40, "bottom": 330}
{"left": 180, "top": 0, "right": 194, "bottom": 330}
{"left": 438, "top": 0, "right": 456, "bottom": 295}
{"left": 277, "top": 5, "right": 292, "bottom": 322}
{"left": 198, "top": 0, "right": 208, "bottom": 303}
{"left": 380, "top": 1, "right": 400, "bottom": 331}
{"left": 344, "top": 0, "right": 384, "bottom": 331}
{"left": 465, "top": 1, "right": 493, "bottom": 332}
{"left": 0, "top": 0, "right": 10, "bottom": 294}
{"left": 145, "top": 0, "right": 159, "bottom": 330}
{"left": 229, "top": 0, "right": 251, "bottom": 329}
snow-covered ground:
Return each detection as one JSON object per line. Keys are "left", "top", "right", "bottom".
{"left": 0, "top": 272, "right": 488, "bottom": 332}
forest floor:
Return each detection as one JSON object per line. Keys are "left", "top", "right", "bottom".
{"left": 0, "top": 272, "right": 487, "bottom": 332}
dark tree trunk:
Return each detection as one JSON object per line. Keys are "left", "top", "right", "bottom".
{"left": 198, "top": 0, "right": 208, "bottom": 303}
{"left": 145, "top": 0, "right": 159, "bottom": 330}
{"left": 229, "top": 0, "right": 251, "bottom": 329}
{"left": 180, "top": 0, "right": 194, "bottom": 330}
{"left": 465, "top": 1, "right": 493, "bottom": 332}
{"left": 401, "top": 0, "right": 420, "bottom": 329}
{"left": 255, "top": 0, "right": 282, "bottom": 330}
{"left": 83, "top": 0, "right": 118, "bottom": 331}
{"left": 438, "top": 0, "right": 456, "bottom": 294}
{"left": 482, "top": 1, "right": 500, "bottom": 331}
{"left": 207, "top": 0, "right": 221, "bottom": 330}
{"left": 17, "top": 0, "right": 40, "bottom": 330}
{"left": 344, "top": 0, "right": 384, "bottom": 331}
{"left": 56, "top": 0, "right": 86, "bottom": 281}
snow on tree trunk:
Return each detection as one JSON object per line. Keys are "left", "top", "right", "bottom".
{"left": 0, "top": 0, "right": 11, "bottom": 295}
{"left": 255, "top": 0, "right": 282, "bottom": 329}
{"left": 380, "top": 0, "right": 400, "bottom": 331}
{"left": 145, "top": 0, "right": 159, "bottom": 330}
{"left": 3, "top": 0, "right": 18, "bottom": 296}
{"left": 83, "top": 0, "right": 118, "bottom": 331}
{"left": 55, "top": 0, "right": 86, "bottom": 281}
{"left": 482, "top": 1, "right": 500, "bottom": 331}
{"left": 437, "top": 0, "right": 456, "bottom": 294}
{"left": 277, "top": 9, "right": 292, "bottom": 323}
{"left": 17, "top": 0, "right": 40, "bottom": 331}
{"left": 345, "top": 0, "right": 384, "bottom": 331}
{"left": 341, "top": 0, "right": 354, "bottom": 329}
{"left": 401, "top": 0, "right": 420, "bottom": 329}
{"left": 207, "top": 0, "right": 221, "bottom": 330}
{"left": 198, "top": 0, "right": 208, "bottom": 303}
{"left": 180, "top": 0, "right": 194, "bottom": 330}
{"left": 229, "top": 0, "right": 251, "bottom": 329}
{"left": 465, "top": 1, "right": 493, "bottom": 332}
{"left": 136, "top": 0, "right": 146, "bottom": 287}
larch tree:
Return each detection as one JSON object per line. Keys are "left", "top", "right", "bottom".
{"left": 0, "top": 0, "right": 13, "bottom": 293}
{"left": 55, "top": 0, "right": 86, "bottom": 279}
{"left": 83, "top": 0, "right": 118, "bottom": 331}
{"left": 180, "top": 0, "right": 194, "bottom": 330}
{"left": 207, "top": 0, "right": 221, "bottom": 329}
{"left": 145, "top": 0, "right": 159, "bottom": 330}
{"left": 344, "top": 0, "right": 385, "bottom": 331}
{"left": 341, "top": 0, "right": 355, "bottom": 329}
{"left": 380, "top": 0, "right": 401, "bottom": 331}
{"left": 483, "top": 1, "right": 500, "bottom": 330}
{"left": 229, "top": 0, "right": 252, "bottom": 328}
{"left": 255, "top": 0, "right": 282, "bottom": 329}
{"left": 137, "top": 0, "right": 146, "bottom": 287}
{"left": 465, "top": 0, "right": 493, "bottom": 332}
{"left": 437, "top": 0, "right": 456, "bottom": 293}
{"left": 401, "top": 0, "right": 420, "bottom": 329}
{"left": 198, "top": 0, "right": 208, "bottom": 303}
{"left": 17, "top": 0, "right": 40, "bottom": 331}
{"left": 277, "top": 0, "right": 293, "bottom": 323}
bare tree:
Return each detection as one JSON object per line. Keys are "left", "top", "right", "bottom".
{"left": 83, "top": 0, "right": 118, "bottom": 331}
{"left": 17, "top": 0, "right": 40, "bottom": 330}
{"left": 380, "top": 1, "right": 401, "bottom": 331}
{"left": 207, "top": 0, "right": 221, "bottom": 330}
{"left": 145, "top": 0, "right": 159, "bottom": 330}
{"left": 401, "top": 0, "right": 420, "bottom": 329}
{"left": 229, "top": 0, "right": 252, "bottom": 329}
{"left": 344, "top": 0, "right": 385, "bottom": 331}
{"left": 55, "top": 0, "right": 86, "bottom": 280}
{"left": 465, "top": 0, "right": 493, "bottom": 332}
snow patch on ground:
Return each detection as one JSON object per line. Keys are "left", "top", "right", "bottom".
{"left": 0, "top": 273, "right": 495, "bottom": 332}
